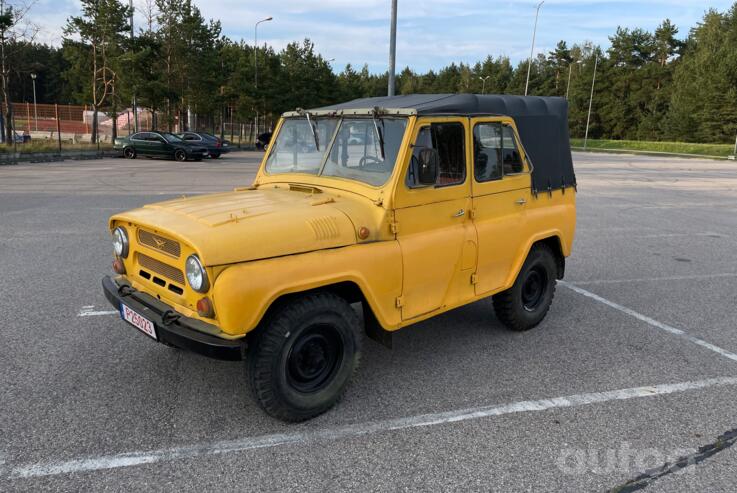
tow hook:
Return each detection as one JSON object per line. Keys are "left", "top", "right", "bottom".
{"left": 161, "top": 310, "right": 181, "bottom": 326}
{"left": 118, "top": 285, "right": 135, "bottom": 297}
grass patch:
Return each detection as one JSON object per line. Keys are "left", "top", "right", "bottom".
{"left": 0, "top": 141, "right": 113, "bottom": 154}
{"left": 570, "top": 138, "right": 734, "bottom": 158}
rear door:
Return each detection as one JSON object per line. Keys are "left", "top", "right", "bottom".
{"left": 470, "top": 118, "right": 533, "bottom": 295}
{"left": 130, "top": 132, "right": 150, "bottom": 154}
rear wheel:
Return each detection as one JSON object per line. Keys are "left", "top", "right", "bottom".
{"left": 210, "top": 152, "right": 221, "bottom": 159}
{"left": 174, "top": 149, "right": 187, "bottom": 162}
{"left": 493, "top": 244, "right": 557, "bottom": 331}
{"left": 247, "top": 292, "right": 362, "bottom": 422}
{"left": 124, "top": 147, "right": 136, "bottom": 159}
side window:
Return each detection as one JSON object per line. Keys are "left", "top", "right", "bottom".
{"left": 406, "top": 122, "right": 465, "bottom": 188}
{"left": 131, "top": 132, "right": 147, "bottom": 141}
{"left": 473, "top": 123, "right": 524, "bottom": 181}
{"left": 502, "top": 125, "right": 523, "bottom": 174}
{"left": 473, "top": 123, "right": 502, "bottom": 182}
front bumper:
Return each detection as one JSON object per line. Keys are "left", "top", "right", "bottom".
{"left": 102, "top": 276, "right": 244, "bottom": 361}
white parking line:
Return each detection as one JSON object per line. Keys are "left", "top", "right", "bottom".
{"left": 7, "top": 376, "right": 737, "bottom": 479}
{"left": 561, "top": 281, "right": 737, "bottom": 363}
{"left": 569, "top": 273, "right": 737, "bottom": 286}
{"left": 78, "top": 306, "right": 118, "bottom": 317}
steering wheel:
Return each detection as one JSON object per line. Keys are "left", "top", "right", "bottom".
{"left": 359, "top": 156, "right": 382, "bottom": 168}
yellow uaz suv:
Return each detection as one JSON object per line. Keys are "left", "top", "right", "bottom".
{"left": 103, "top": 94, "right": 577, "bottom": 421}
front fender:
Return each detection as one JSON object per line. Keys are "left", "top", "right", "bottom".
{"left": 211, "top": 242, "right": 403, "bottom": 336}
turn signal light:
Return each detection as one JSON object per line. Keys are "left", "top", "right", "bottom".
{"left": 112, "top": 258, "right": 126, "bottom": 274}
{"left": 196, "top": 297, "right": 215, "bottom": 318}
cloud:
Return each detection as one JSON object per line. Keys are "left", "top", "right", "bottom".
{"left": 30, "top": 0, "right": 736, "bottom": 72}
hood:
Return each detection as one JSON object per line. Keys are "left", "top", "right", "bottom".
{"left": 112, "top": 187, "right": 360, "bottom": 266}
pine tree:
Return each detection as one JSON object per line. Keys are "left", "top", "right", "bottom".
{"left": 64, "top": 0, "right": 130, "bottom": 143}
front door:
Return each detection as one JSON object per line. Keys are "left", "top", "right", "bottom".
{"left": 470, "top": 118, "right": 532, "bottom": 295}
{"left": 149, "top": 134, "right": 168, "bottom": 156}
{"left": 394, "top": 118, "right": 477, "bottom": 320}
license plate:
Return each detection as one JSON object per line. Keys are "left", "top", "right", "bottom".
{"left": 121, "top": 304, "right": 157, "bottom": 340}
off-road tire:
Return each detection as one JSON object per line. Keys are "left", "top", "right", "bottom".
{"left": 124, "top": 147, "right": 136, "bottom": 159}
{"left": 174, "top": 149, "right": 187, "bottom": 162}
{"left": 493, "top": 244, "right": 557, "bottom": 331}
{"left": 247, "top": 292, "right": 362, "bottom": 422}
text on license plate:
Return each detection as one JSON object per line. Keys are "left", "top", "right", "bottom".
{"left": 121, "top": 304, "right": 157, "bottom": 340}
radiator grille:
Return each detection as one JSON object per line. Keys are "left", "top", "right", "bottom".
{"left": 137, "top": 229, "right": 181, "bottom": 258}
{"left": 137, "top": 253, "right": 185, "bottom": 285}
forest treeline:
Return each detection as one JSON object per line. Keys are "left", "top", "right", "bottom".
{"left": 8, "top": 1, "right": 737, "bottom": 143}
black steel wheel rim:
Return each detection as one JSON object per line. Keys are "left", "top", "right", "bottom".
{"left": 286, "top": 324, "right": 343, "bottom": 393}
{"left": 522, "top": 266, "right": 547, "bottom": 312}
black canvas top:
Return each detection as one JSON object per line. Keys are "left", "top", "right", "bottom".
{"left": 311, "top": 94, "right": 576, "bottom": 193}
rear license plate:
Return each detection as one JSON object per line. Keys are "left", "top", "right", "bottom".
{"left": 121, "top": 304, "right": 157, "bottom": 340}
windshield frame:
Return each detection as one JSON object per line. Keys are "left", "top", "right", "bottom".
{"left": 263, "top": 115, "right": 409, "bottom": 189}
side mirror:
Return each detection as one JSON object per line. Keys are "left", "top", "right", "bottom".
{"left": 417, "top": 148, "right": 439, "bottom": 186}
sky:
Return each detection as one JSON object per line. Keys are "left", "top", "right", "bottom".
{"left": 32, "top": 0, "right": 736, "bottom": 73}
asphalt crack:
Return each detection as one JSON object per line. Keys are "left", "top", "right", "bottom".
{"left": 608, "top": 426, "right": 737, "bottom": 492}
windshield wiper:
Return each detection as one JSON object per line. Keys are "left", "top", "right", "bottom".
{"left": 305, "top": 112, "right": 320, "bottom": 151}
{"left": 371, "top": 109, "right": 385, "bottom": 160}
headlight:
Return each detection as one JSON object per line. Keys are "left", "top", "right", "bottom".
{"left": 185, "top": 255, "right": 209, "bottom": 292}
{"left": 113, "top": 227, "right": 129, "bottom": 258}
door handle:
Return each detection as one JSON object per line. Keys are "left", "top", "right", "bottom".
{"left": 515, "top": 198, "right": 527, "bottom": 206}
{"left": 453, "top": 209, "right": 465, "bottom": 217}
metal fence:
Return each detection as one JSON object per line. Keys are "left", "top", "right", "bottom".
{"left": 5, "top": 102, "right": 270, "bottom": 149}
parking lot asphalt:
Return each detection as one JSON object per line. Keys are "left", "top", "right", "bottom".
{"left": 1, "top": 151, "right": 736, "bottom": 491}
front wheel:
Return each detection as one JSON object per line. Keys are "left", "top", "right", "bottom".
{"left": 493, "top": 244, "right": 557, "bottom": 331}
{"left": 124, "top": 147, "right": 136, "bottom": 159}
{"left": 174, "top": 149, "right": 187, "bottom": 162}
{"left": 247, "top": 292, "right": 362, "bottom": 422}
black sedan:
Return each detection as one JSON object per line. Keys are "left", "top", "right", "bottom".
{"left": 114, "top": 132, "right": 208, "bottom": 161}
{"left": 177, "top": 132, "right": 231, "bottom": 159}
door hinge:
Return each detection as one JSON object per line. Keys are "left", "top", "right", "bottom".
{"left": 470, "top": 274, "right": 478, "bottom": 285}
{"left": 390, "top": 222, "right": 399, "bottom": 234}
{"left": 395, "top": 296, "right": 404, "bottom": 308}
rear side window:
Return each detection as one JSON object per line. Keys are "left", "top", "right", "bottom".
{"left": 407, "top": 122, "right": 466, "bottom": 188}
{"left": 473, "top": 123, "right": 502, "bottom": 182}
{"left": 502, "top": 125, "right": 523, "bottom": 174}
{"left": 473, "top": 123, "right": 523, "bottom": 182}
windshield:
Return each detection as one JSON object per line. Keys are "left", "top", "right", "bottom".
{"left": 161, "top": 133, "right": 183, "bottom": 143}
{"left": 265, "top": 118, "right": 339, "bottom": 175}
{"left": 323, "top": 118, "right": 407, "bottom": 186}
{"left": 265, "top": 116, "right": 407, "bottom": 186}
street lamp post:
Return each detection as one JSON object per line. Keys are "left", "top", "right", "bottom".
{"left": 584, "top": 54, "right": 599, "bottom": 150}
{"left": 479, "top": 76, "right": 491, "bottom": 94}
{"left": 30, "top": 73, "right": 37, "bottom": 131}
{"left": 565, "top": 63, "right": 573, "bottom": 99}
{"left": 254, "top": 16, "right": 273, "bottom": 90}
{"left": 525, "top": 1, "right": 544, "bottom": 96}
{"left": 129, "top": 0, "right": 138, "bottom": 132}
{"left": 388, "top": 0, "right": 398, "bottom": 96}
{"left": 254, "top": 16, "right": 273, "bottom": 139}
